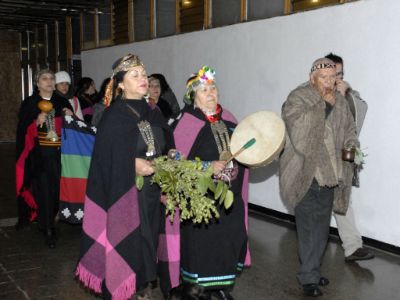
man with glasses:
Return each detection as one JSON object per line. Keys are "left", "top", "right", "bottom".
{"left": 325, "top": 53, "right": 374, "bottom": 262}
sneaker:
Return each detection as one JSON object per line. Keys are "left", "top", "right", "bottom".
{"left": 345, "top": 247, "right": 375, "bottom": 262}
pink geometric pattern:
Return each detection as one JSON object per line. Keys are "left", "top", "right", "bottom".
{"left": 105, "top": 248, "right": 136, "bottom": 297}
{"left": 222, "top": 108, "right": 238, "bottom": 124}
{"left": 107, "top": 186, "right": 140, "bottom": 247}
{"left": 82, "top": 196, "right": 107, "bottom": 242}
{"left": 174, "top": 113, "right": 204, "bottom": 157}
{"left": 242, "top": 169, "right": 251, "bottom": 266}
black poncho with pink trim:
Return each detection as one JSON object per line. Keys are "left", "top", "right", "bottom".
{"left": 76, "top": 98, "right": 173, "bottom": 300}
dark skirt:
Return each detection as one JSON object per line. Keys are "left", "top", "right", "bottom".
{"left": 32, "top": 146, "right": 61, "bottom": 231}
{"left": 135, "top": 176, "right": 163, "bottom": 289}
{"left": 180, "top": 192, "right": 247, "bottom": 290}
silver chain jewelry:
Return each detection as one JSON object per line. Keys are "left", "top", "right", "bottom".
{"left": 210, "top": 121, "right": 230, "bottom": 154}
{"left": 125, "top": 103, "right": 157, "bottom": 158}
{"left": 138, "top": 120, "right": 156, "bottom": 157}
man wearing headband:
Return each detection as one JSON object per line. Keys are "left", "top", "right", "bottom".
{"left": 168, "top": 66, "right": 249, "bottom": 299}
{"left": 76, "top": 54, "right": 173, "bottom": 300}
{"left": 16, "top": 69, "right": 73, "bottom": 248}
{"left": 280, "top": 58, "right": 359, "bottom": 297}
{"left": 324, "top": 53, "right": 373, "bottom": 262}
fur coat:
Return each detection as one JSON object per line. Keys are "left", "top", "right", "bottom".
{"left": 279, "top": 83, "right": 358, "bottom": 214}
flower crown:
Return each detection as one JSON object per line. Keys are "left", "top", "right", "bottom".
{"left": 184, "top": 66, "right": 216, "bottom": 104}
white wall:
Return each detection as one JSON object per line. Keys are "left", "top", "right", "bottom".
{"left": 82, "top": 0, "right": 400, "bottom": 247}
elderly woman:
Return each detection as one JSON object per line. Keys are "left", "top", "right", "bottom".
{"left": 16, "top": 69, "right": 73, "bottom": 248}
{"left": 171, "top": 66, "right": 249, "bottom": 300}
{"left": 76, "top": 54, "right": 173, "bottom": 300}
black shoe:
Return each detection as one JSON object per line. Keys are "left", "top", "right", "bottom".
{"left": 345, "top": 247, "right": 375, "bottom": 262}
{"left": 318, "top": 277, "right": 329, "bottom": 286}
{"left": 303, "top": 284, "right": 323, "bottom": 297}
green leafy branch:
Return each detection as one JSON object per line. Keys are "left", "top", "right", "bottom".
{"left": 135, "top": 156, "right": 233, "bottom": 224}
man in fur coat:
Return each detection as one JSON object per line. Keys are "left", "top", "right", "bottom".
{"left": 279, "top": 57, "right": 358, "bottom": 297}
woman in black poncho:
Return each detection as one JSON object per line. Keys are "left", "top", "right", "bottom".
{"left": 76, "top": 54, "right": 173, "bottom": 300}
{"left": 170, "top": 66, "right": 249, "bottom": 300}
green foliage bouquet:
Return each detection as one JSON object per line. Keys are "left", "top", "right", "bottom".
{"left": 136, "top": 156, "right": 233, "bottom": 224}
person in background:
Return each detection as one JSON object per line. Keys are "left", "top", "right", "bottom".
{"left": 55, "top": 71, "right": 84, "bottom": 120}
{"left": 325, "top": 52, "right": 374, "bottom": 262}
{"left": 75, "top": 77, "right": 98, "bottom": 123}
{"left": 279, "top": 58, "right": 358, "bottom": 297}
{"left": 16, "top": 69, "right": 73, "bottom": 248}
{"left": 91, "top": 77, "right": 111, "bottom": 127}
{"left": 148, "top": 75, "right": 174, "bottom": 124}
{"left": 75, "top": 54, "right": 173, "bottom": 300}
{"left": 149, "top": 73, "right": 180, "bottom": 118}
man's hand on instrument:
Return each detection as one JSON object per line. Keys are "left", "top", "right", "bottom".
{"left": 323, "top": 90, "right": 336, "bottom": 105}
{"left": 336, "top": 80, "right": 350, "bottom": 96}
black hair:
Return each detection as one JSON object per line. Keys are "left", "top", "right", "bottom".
{"left": 98, "top": 77, "right": 111, "bottom": 100}
{"left": 75, "top": 77, "right": 95, "bottom": 97}
{"left": 149, "top": 73, "right": 170, "bottom": 94}
{"left": 325, "top": 53, "right": 343, "bottom": 65}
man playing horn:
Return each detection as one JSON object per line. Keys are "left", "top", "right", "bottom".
{"left": 279, "top": 58, "right": 359, "bottom": 297}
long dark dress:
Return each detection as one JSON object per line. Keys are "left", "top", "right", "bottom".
{"left": 16, "top": 91, "right": 72, "bottom": 228}
{"left": 76, "top": 98, "right": 173, "bottom": 300}
{"left": 174, "top": 105, "right": 248, "bottom": 291}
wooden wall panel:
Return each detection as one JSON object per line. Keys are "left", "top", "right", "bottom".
{"left": 0, "top": 31, "right": 21, "bottom": 142}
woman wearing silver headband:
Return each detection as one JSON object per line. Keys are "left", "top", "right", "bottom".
{"left": 76, "top": 54, "right": 173, "bottom": 300}
{"left": 16, "top": 69, "right": 73, "bottom": 248}
{"left": 168, "top": 66, "right": 250, "bottom": 300}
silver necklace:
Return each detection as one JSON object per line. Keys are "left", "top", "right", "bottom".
{"left": 210, "top": 121, "right": 231, "bottom": 160}
{"left": 126, "top": 103, "right": 156, "bottom": 158}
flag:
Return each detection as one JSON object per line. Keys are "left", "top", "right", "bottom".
{"left": 59, "top": 115, "right": 96, "bottom": 223}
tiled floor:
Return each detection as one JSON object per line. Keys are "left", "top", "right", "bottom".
{"left": 1, "top": 143, "right": 399, "bottom": 300}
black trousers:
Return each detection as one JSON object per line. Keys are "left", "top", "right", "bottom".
{"left": 32, "top": 146, "right": 61, "bottom": 231}
{"left": 294, "top": 179, "right": 334, "bottom": 285}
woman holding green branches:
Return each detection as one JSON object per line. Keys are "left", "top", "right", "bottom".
{"left": 169, "top": 66, "right": 250, "bottom": 300}
{"left": 75, "top": 54, "right": 174, "bottom": 300}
